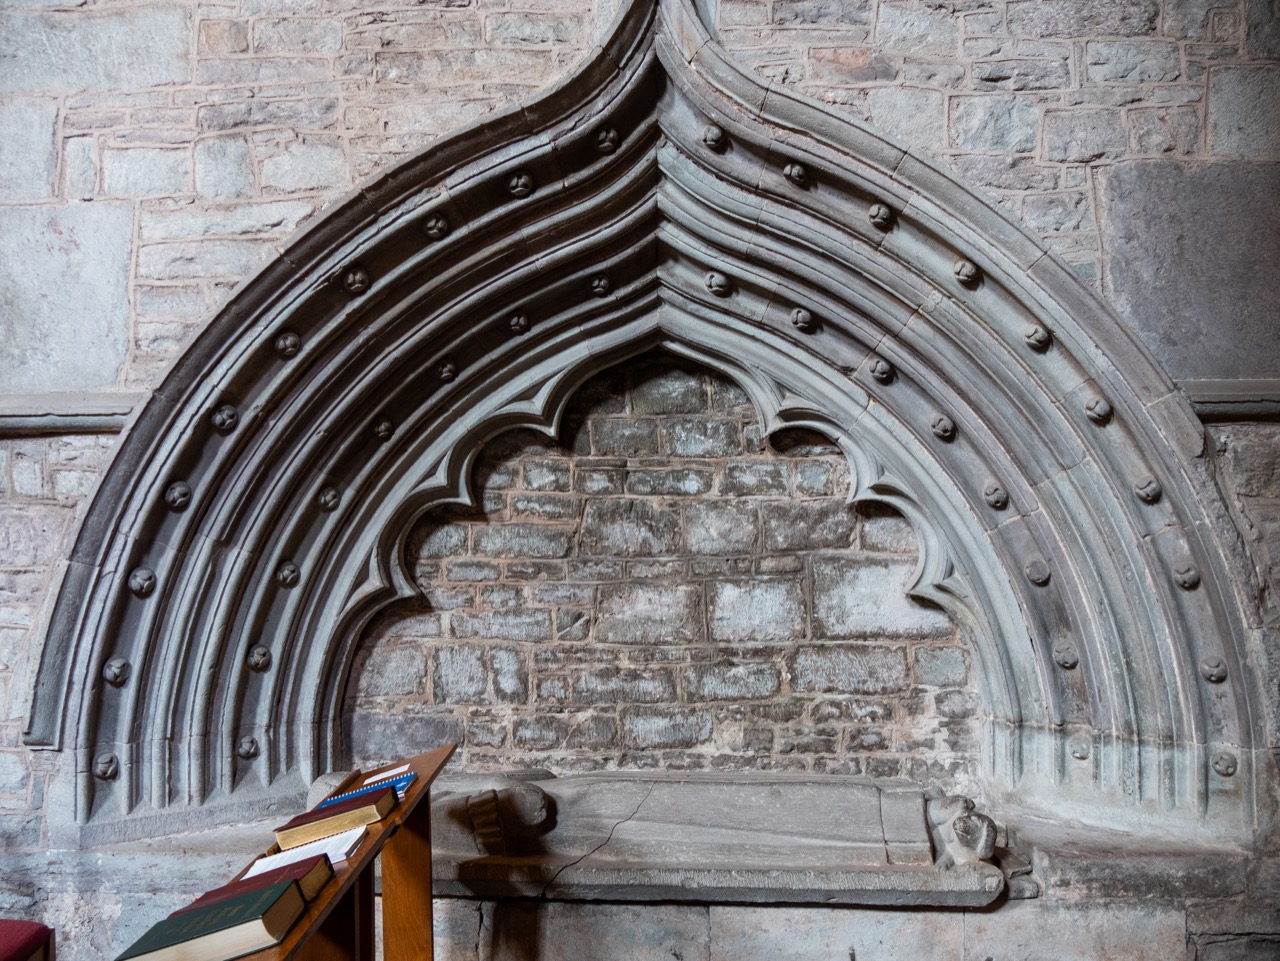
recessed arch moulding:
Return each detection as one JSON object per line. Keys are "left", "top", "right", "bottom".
{"left": 24, "top": 0, "right": 1266, "bottom": 847}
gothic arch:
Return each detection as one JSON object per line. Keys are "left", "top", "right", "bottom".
{"left": 26, "top": 0, "right": 1261, "bottom": 845}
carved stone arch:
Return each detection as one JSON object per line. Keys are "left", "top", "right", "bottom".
{"left": 26, "top": 0, "right": 1261, "bottom": 845}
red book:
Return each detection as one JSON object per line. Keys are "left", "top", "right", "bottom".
{"left": 273, "top": 785, "right": 398, "bottom": 849}
{"left": 172, "top": 856, "right": 333, "bottom": 916}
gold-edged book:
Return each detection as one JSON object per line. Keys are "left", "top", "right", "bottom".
{"left": 273, "top": 785, "right": 397, "bottom": 850}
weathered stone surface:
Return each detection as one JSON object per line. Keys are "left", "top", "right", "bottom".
{"left": 357, "top": 646, "right": 425, "bottom": 697}
{"left": 1247, "top": 0, "right": 1280, "bottom": 58}
{"left": 486, "top": 902, "right": 711, "bottom": 961}
{"left": 0, "top": 203, "right": 131, "bottom": 391}
{"left": 346, "top": 712, "right": 463, "bottom": 765}
{"left": 864, "top": 86, "right": 946, "bottom": 150}
{"left": 812, "top": 558, "right": 950, "bottom": 637}
{"left": 914, "top": 647, "right": 969, "bottom": 686}
{"left": 1098, "top": 162, "right": 1280, "bottom": 380}
{"left": 684, "top": 663, "right": 780, "bottom": 701}
{"left": 710, "top": 905, "right": 963, "bottom": 961}
{"left": 709, "top": 580, "right": 803, "bottom": 642}
{"left": 101, "top": 147, "right": 190, "bottom": 197}
{"left": 945, "top": 155, "right": 1059, "bottom": 191}
{"left": 194, "top": 136, "right": 254, "bottom": 200}
{"left": 1209, "top": 67, "right": 1280, "bottom": 158}
{"left": 486, "top": 12, "right": 586, "bottom": 46}
{"left": 597, "top": 583, "right": 702, "bottom": 643}
{"left": 1022, "top": 191, "right": 1090, "bottom": 233}
{"left": 253, "top": 18, "right": 343, "bottom": 55}
{"left": 0, "top": 8, "right": 192, "bottom": 93}
{"left": 761, "top": 501, "right": 855, "bottom": 550}
{"left": 950, "top": 94, "right": 1039, "bottom": 152}
{"left": 0, "top": 99, "right": 57, "bottom": 200}
{"left": 260, "top": 138, "right": 348, "bottom": 192}
{"left": 1127, "top": 105, "right": 1201, "bottom": 154}
{"left": 580, "top": 500, "right": 680, "bottom": 556}
{"left": 1086, "top": 41, "right": 1180, "bottom": 83}
{"left": 876, "top": 3, "right": 959, "bottom": 57}
{"left": 137, "top": 239, "right": 275, "bottom": 281}
{"left": 1043, "top": 108, "right": 1127, "bottom": 161}
{"left": 622, "top": 709, "right": 713, "bottom": 747}
{"left": 791, "top": 645, "right": 909, "bottom": 694}
{"left": 451, "top": 610, "right": 553, "bottom": 642}
{"left": 61, "top": 136, "right": 96, "bottom": 200}
{"left": 139, "top": 200, "right": 315, "bottom": 241}
{"left": 973, "top": 57, "right": 1071, "bottom": 90}
{"left": 684, "top": 501, "right": 759, "bottom": 554}
{"left": 963, "top": 899, "right": 1186, "bottom": 960}
{"left": 1007, "top": 0, "right": 1159, "bottom": 38}
{"left": 774, "top": 0, "right": 871, "bottom": 28}
{"left": 434, "top": 645, "right": 486, "bottom": 702}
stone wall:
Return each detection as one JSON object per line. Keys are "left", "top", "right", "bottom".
{"left": 345, "top": 355, "right": 982, "bottom": 794}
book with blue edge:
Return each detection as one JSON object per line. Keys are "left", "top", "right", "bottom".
{"left": 316, "top": 771, "right": 416, "bottom": 808}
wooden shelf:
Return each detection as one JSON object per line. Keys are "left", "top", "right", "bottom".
{"left": 234, "top": 744, "right": 456, "bottom": 961}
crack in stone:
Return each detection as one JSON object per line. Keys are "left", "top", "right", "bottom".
{"left": 539, "top": 781, "right": 657, "bottom": 898}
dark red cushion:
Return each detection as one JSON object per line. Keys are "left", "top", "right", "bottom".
{"left": 0, "top": 920, "right": 52, "bottom": 961}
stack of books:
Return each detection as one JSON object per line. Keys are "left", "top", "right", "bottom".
{"left": 113, "top": 764, "right": 418, "bottom": 961}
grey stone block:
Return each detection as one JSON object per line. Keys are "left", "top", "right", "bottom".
{"left": 945, "top": 154, "right": 1059, "bottom": 191}
{"left": 662, "top": 417, "right": 741, "bottom": 457}
{"left": 1127, "top": 105, "right": 1201, "bottom": 155}
{"left": 591, "top": 418, "right": 659, "bottom": 455}
{"left": 631, "top": 365, "right": 706, "bottom": 414}
{"left": 950, "top": 94, "right": 1039, "bottom": 152}
{"left": 791, "top": 645, "right": 909, "bottom": 694}
{"left": 596, "top": 582, "right": 702, "bottom": 644}
{"left": 139, "top": 200, "right": 315, "bottom": 241}
{"left": 194, "top": 136, "right": 254, "bottom": 200}
{"left": 684, "top": 501, "right": 758, "bottom": 555}
{"left": 513, "top": 715, "right": 568, "bottom": 749}
{"left": 0, "top": 202, "right": 131, "bottom": 392}
{"left": 260, "top": 138, "right": 348, "bottom": 193}
{"left": 625, "top": 468, "right": 713, "bottom": 496}
{"left": 0, "top": 99, "right": 57, "bottom": 200}
{"left": 963, "top": 899, "right": 1185, "bottom": 961}
{"left": 1086, "top": 40, "right": 1180, "bottom": 82}
{"left": 913, "top": 647, "right": 968, "bottom": 686}
{"left": 709, "top": 905, "right": 963, "bottom": 961}
{"left": 418, "top": 523, "right": 469, "bottom": 558}
{"left": 0, "top": 7, "right": 192, "bottom": 93}
{"left": 761, "top": 501, "right": 855, "bottom": 550}
{"left": 485, "top": 12, "right": 585, "bottom": 46}
{"left": 62, "top": 136, "right": 96, "bottom": 200}
{"left": 347, "top": 713, "right": 464, "bottom": 765}
{"left": 102, "top": 147, "right": 190, "bottom": 197}
{"left": 137, "top": 239, "right": 275, "bottom": 281}
{"left": 358, "top": 646, "right": 426, "bottom": 697}
{"left": 864, "top": 87, "right": 946, "bottom": 151}
{"left": 1097, "top": 162, "right": 1280, "bottom": 380}
{"left": 721, "top": 460, "right": 788, "bottom": 495}
{"left": 812, "top": 558, "right": 951, "bottom": 638}
{"left": 253, "top": 18, "right": 343, "bottom": 55}
{"left": 1043, "top": 108, "right": 1127, "bottom": 162}
{"left": 1164, "top": 0, "right": 1217, "bottom": 39}
{"left": 1022, "top": 191, "right": 1091, "bottom": 233}
{"left": 622, "top": 708, "right": 713, "bottom": 748}
{"left": 876, "top": 3, "right": 959, "bottom": 57}
{"left": 684, "top": 663, "right": 780, "bottom": 701}
{"left": 434, "top": 644, "right": 487, "bottom": 703}
{"left": 1247, "top": 0, "right": 1280, "bottom": 57}
{"left": 973, "top": 58, "right": 1072, "bottom": 90}
{"left": 487, "top": 902, "right": 711, "bottom": 961}
{"left": 1007, "top": 0, "right": 1159, "bottom": 38}
{"left": 580, "top": 500, "right": 680, "bottom": 556}
{"left": 709, "top": 580, "right": 803, "bottom": 642}
{"left": 569, "top": 668, "right": 676, "bottom": 705}
{"left": 198, "top": 99, "right": 340, "bottom": 132}
{"left": 451, "top": 610, "right": 553, "bottom": 642}
{"left": 1209, "top": 67, "right": 1280, "bottom": 158}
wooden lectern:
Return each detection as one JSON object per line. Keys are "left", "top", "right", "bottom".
{"left": 236, "top": 744, "right": 455, "bottom": 961}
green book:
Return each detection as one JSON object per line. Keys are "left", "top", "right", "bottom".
{"left": 115, "top": 879, "right": 304, "bottom": 961}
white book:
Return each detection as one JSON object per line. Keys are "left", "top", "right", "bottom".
{"left": 243, "top": 825, "right": 367, "bottom": 879}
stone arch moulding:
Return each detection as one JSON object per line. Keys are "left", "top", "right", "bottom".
{"left": 25, "top": 0, "right": 1264, "bottom": 846}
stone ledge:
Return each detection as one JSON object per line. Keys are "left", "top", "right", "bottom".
{"left": 1186, "top": 380, "right": 1280, "bottom": 422}
{"left": 0, "top": 392, "right": 142, "bottom": 436}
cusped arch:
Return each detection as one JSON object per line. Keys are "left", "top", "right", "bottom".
{"left": 26, "top": 0, "right": 1260, "bottom": 845}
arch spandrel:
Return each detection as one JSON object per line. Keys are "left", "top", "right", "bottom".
{"left": 25, "top": 0, "right": 1261, "bottom": 846}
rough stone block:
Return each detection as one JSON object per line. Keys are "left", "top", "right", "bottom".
{"left": 194, "top": 136, "right": 254, "bottom": 200}
{"left": 622, "top": 709, "right": 713, "bottom": 748}
{"left": 1097, "top": 162, "right": 1280, "bottom": 380}
{"left": 1209, "top": 67, "right": 1280, "bottom": 158}
{"left": 1127, "top": 105, "right": 1201, "bottom": 155}
{"left": 253, "top": 18, "right": 343, "bottom": 54}
{"left": 625, "top": 468, "right": 713, "bottom": 496}
{"left": 569, "top": 668, "right": 676, "bottom": 705}
{"left": 876, "top": 2, "right": 959, "bottom": 57}
{"left": 596, "top": 583, "right": 702, "bottom": 644}
{"left": 761, "top": 501, "right": 855, "bottom": 551}
{"left": 1247, "top": 0, "right": 1280, "bottom": 57}
{"left": 0, "top": 752, "right": 30, "bottom": 796}
{"left": 199, "top": 19, "right": 249, "bottom": 56}
{"left": 774, "top": 0, "right": 870, "bottom": 28}
{"left": 348, "top": 713, "right": 463, "bottom": 766}
{"left": 591, "top": 418, "right": 659, "bottom": 456}
{"left": 0, "top": 203, "right": 131, "bottom": 392}
{"left": 433, "top": 644, "right": 487, "bottom": 703}
{"left": 709, "top": 580, "right": 803, "bottom": 642}
{"left": 812, "top": 558, "right": 951, "bottom": 637}
{"left": 62, "top": 136, "right": 97, "bottom": 200}
{"left": 0, "top": 8, "right": 192, "bottom": 93}
{"left": 963, "top": 899, "right": 1185, "bottom": 961}
{"left": 139, "top": 200, "right": 315, "bottom": 241}
{"left": 580, "top": 500, "right": 680, "bottom": 556}
{"left": 973, "top": 58, "right": 1072, "bottom": 90}
{"left": 0, "top": 99, "right": 57, "bottom": 200}
{"left": 1165, "top": 0, "right": 1217, "bottom": 39}
{"left": 631, "top": 366, "right": 706, "bottom": 413}
{"left": 913, "top": 647, "right": 968, "bottom": 686}
{"left": 473, "top": 524, "right": 569, "bottom": 558}
{"left": 358, "top": 646, "right": 426, "bottom": 697}
{"left": 721, "top": 460, "right": 788, "bottom": 496}
{"left": 710, "top": 907, "right": 963, "bottom": 960}
{"left": 1043, "top": 108, "right": 1127, "bottom": 161}
{"left": 950, "top": 94, "right": 1039, "bottom": 152}
{"left": 489, "top": 647, "right": 527, "bottom": 702}
{"left": 513, "top": 715, "right": 568, "bottom": 749}
{"left": 683, "top": 663, "right": 780, "bottom": 701}
{"left": 1007, "top": 0, "right": 1159, "bottom": 38}
{"left": 1086, "top": 40, "right": 1180, "bottom": 83}
{"left": 946, "top": 154, "right": 1059, "bottom": 191}
{"left": 485, "top": 12, "right": 585, "bottom": 46}
{"left": 565, "top": 714, "right": 617, "bottom": 749}
{"left": 1022, "top": 191, "right": 1091, "bottom": 233}
{"left": 101, "top": 147, "right": 190, "bottom": 197}
{"left": 790, "top": 645, "right": 909, "bottom": 694}
{"left": 684, "top": 501, "right": 759, "bottom": 555}
{"left": 808, "top": 47, "right": 897, "bottom": 84}
{"left": 137, "top": 239, "right": 275, "bottom": 281}
{"left": 487, "top": 902, "right": 711, "bottom": 961}
{"left": 198, "top": 98, "right": 340, "bottom": 132}
{"left": 864, "top": 86, "right": 945, "bottom": 151}
{"left": 261, "top": 138, "right": 348, "bottom": 193}
{"left": 451, "top": 610, "right": 553, "bottom": 642}
{"left": 661, "top": 418, "right": 740, "bottom": 457}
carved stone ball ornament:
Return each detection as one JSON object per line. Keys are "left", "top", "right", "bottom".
{"left": 1200, "top": 657, "right": 1228, "bottom": 683}
{"left": 422, "top": 213, "right": 450, "bottom": 240}
{"left": 102, "top": 657, "right": 131, "bottom": 687}
{"left": 1024, "top": 558, "right": 1051, "bottom": 586}
{"left": 1023, "top": 324, "right": 1052, "bottom": 352}
{"left": 247, "top": 645, "right": 273, "bottom": 672}
{"left": 339, "top": 266, "right": 370, "bottom": 294}
{"left": 1212, "top": 751, "right": 1238, "bottom": 777}
{"left": 704, "top": 271, "right": 731, "bottom": 296}
{"left": 790, "top": 307, "right": 815, "bottom": 332}
{"left": 1053, "top": 645, "right": 1079, "bottom": 670}
{"left": 930, "top": 413, "right": 956, "bottom": 442}
{"left": 508, "top": 171, "right": 534, "bottom": 197}
{"left": 1134, "top": 475, "right": 1163, "bottom": 504}
{"left": 1069, "top": 737, "right": 1091, "bottom": 760}
{"left": 1085, "top": 396, "right": 1113, "bottom": 425}
{"left": 93, "top": 753, "right": 119, "bottom": 781}
{"left": 508, "top": 311, "right": 530, "bottom": 334}
{"left": 596, "top": 126, "right": 620, "bottom": 154}
{"left": 1174, "top": 564, "right": 1201, "bottom": 590}
{"left": 164, "top": 481, "right": 192, "bottom": 511}
{"left": 211, "top": 404, "right": 239, "bottom": 433}
{"left": 701, "top": 124, "right": 726, "bottom": 150}
{"left": 590, "top": 275, "right": 611, "bottom": 297}
{"left": 870, "top": 358, "right": 894, "bottom": 383}
{"left": 373, "top": 418, "right": 394, "bottom": 441}
{"left": 274, "top": 331, "right": 301, "bottom": 357}
{"left": 867, "top": 203, "right": 894, "bottom": 230}
{"left": 275, "top": 561, "right": 300, "bottom": 588}
{"left": 236, "top": 736, "right": 260, "bottom": 761}
{"left": 315, "top": 486, "right": 340, "bottom": 512}
{"left": 983, "top": 483, "right": 1009, "bottom": 510}
{"left": 783, "top": 162, "right": 807, "bottom": 186}
{"left": 128, "top": 568, "right": 156, "bottom": 597}
{"left": 953, "top": 259, "right": 981, "bottom": 288}
{"left": 438, "top": 359, "right": 458, "bottom": 382}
